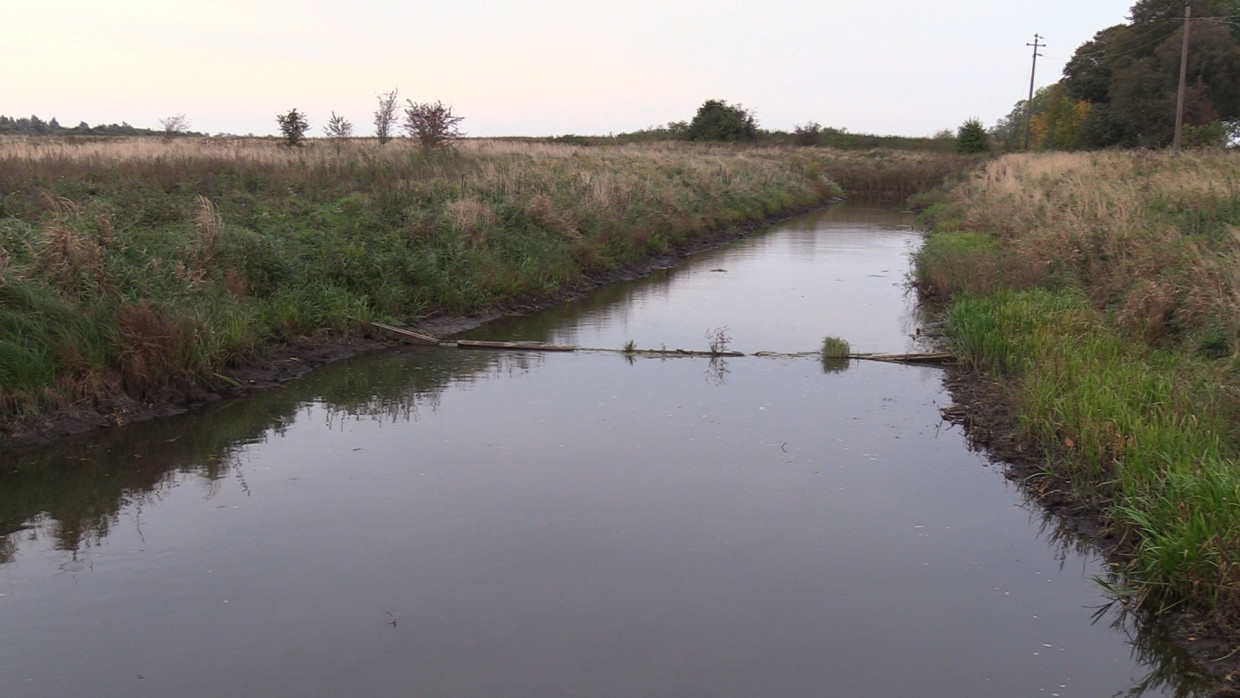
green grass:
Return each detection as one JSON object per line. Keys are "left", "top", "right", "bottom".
{"left": 916, "top": 151, "right": 1240, "bottom": 629}
{"left": 939, "top": 276, "right": 1240, "bottom": 622}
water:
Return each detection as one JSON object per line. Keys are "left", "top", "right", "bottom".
{"left": 0, "top": 204, "right": 1199, "bottom": 697}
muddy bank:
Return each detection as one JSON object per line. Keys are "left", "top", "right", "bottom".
{"left": 0, "top": 204, "right": 832, "bottom": 451}
{"left": 939, "top": 365, "right": 1240, "bottom": 697}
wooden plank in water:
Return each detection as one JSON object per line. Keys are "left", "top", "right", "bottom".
{"left": 370, "top": 322, "right": 441, "bottom": 345}
{"left": 456, "top": 339, "right": 577, "bottom": 352}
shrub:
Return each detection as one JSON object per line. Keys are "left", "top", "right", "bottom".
{"left": 955, "top": 119, "right": 990, "bottom": 154}
{"left": 686, "top": 100, "right": 758, "bottom": 142}
{"left": 276, "top": 109, "right": 310, "bottom": 147}
{"left": 403, "top": 101, "right": 464, "bottom": 152}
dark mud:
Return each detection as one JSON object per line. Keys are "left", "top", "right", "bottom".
{"left": 939, "top": 365, "right": 1240, "bottom": 697}
{"left": 0, "top": 204, "right": 831, "bottom": 452}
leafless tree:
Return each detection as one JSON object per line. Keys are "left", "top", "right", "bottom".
{"left": 325, "top": 112, "right": 353, "bottom": 139}
{"left": 324, "top": 111, "right": 353, "bottom": 153}
{"left": 374, "top": 89, "right": 399, "bottom": 145}
{"left": 159, "top": 113, "right": 191, "bottom": 141}
{"left": 403, "top": 100, "right": 465, "bottom": 152}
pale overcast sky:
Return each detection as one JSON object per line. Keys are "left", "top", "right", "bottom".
{"left": 4, "top": 0, "right": 1135, "bottom": 138}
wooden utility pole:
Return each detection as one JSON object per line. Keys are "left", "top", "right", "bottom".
{"left": 1024, "top": 34, "right": 1045, "bottom": 151}
{"left": 1173, "top": 2, "right": 1192, "bottom": 155}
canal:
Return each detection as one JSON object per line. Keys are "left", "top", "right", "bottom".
{"left": 0, "top": 204, "right": 1196, "bottom": 696}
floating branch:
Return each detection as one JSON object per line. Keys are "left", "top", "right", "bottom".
{"left": 454, "top": 339, "right": 577, "bottom": 352}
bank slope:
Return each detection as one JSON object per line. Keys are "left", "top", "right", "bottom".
{"left": 916, "top": 151, "right": 1240, "bottom": 691}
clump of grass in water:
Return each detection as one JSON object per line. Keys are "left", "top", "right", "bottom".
{"left": 623, "top": 339, "right": 636, "bottom": 353}
{"left": 820, "top": 336, "right": 850, "bottom": 359}
{"left": 705, "top": 327, "right": 731, "bottom": 355}
{"left": 820, "top": 335, "right": 851, "bottom": 373}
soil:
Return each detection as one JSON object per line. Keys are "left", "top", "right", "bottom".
{"left": 938, "top": 365, "right": 1240, "bottom": 697}
{"left": 0, "top": 203, "right": 830, "bottom": 452}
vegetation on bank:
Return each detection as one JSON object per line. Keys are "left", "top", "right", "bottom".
{"left": 916, "top": 151, "right": 1240, "bottom": 627}
{"left": 0, "top": 136, "right": 970, "bottom": 428}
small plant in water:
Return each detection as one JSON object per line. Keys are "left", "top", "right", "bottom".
{"left": 623, "top": 339, "right": 637, "bottom": 353}
{"left": 706, "top": 326, "right": 732, "bottom": 355}
{"left": 820, "top": 336, "right": 852, "bottom": 374}
{"left": 821, "top": 335, "right": 851, "bottom": 359}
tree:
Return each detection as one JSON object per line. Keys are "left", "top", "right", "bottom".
{"left": 160, "top": 114, "right": 191, "bottom": 141}
{"left": 402, "top": 100, "right": 465, "bottom": 152}
{"left": 955, "top": 119, "right": 990, "bottom": 154}
{"left": 793, "top": 122, "right": 823, "bottom": 146}
{"left": 323, "top": 112, "right": 353, "bottom": 154}
{"left": 1056, "top": 1, "right": 1240, "bottom": 148}
{"left": 325, "top": 112, "right": 353, "bottom": 138}
{"left": 275, "top": 108, "right": 310, "bottom": 147}
{"left": 374, "top": 89, "right": 399, "bottom": 145}
{"left": 685, "top": 100, "right": 758, "bottom": 142}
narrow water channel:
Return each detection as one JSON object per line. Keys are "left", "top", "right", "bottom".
{"left": 0, "top": 204, "right": 1200, "bottom": 696}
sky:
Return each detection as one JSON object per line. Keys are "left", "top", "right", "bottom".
{"left": 3, "top": 0, "right": 1136, "bottom": 138}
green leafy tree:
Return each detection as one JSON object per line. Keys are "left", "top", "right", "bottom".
{"left": 955, "top": 119, "right": 990, "bottom": 154}
{"left": 276, "top": 108, "right": 310, "bottom": 147}
{"left": 685, "top": 100, "right": 758, "bottom": 142}
{"left": 1058, "top": 0, "right": 1240, "bottom": 148}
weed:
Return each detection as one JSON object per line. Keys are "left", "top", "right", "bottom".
{"left": 705, "top": 326, "right": 732, "bottom": 355}
{"left": 820, "top": 335, "right": 851, "bottom": 359}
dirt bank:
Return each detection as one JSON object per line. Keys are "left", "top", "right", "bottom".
{"left": 0, "top": 204, "right": 830, "bottom": 451}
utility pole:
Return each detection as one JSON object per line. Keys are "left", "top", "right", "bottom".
{"left": 1173, "top": 2, "right": 1192, "bottom": 155}
{"left": 1023, "top": 34, "right": 1045, "bottom": 151}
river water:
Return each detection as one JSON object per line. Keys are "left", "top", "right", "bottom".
{"left": 0, "top": 204, "right": 1200, "bottom": 696}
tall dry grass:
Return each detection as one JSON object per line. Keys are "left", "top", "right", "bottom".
{"left": 924, "top": 151, "right": 1240, "bottom": 349}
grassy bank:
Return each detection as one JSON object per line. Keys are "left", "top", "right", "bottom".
{"left": 916, "top": 152, "right": 1240, "bottom": 630}
{"left": 1, "top": 136, "right": 969, "bottom": 429}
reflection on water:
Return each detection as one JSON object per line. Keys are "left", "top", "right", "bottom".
{"left": 0, "top": 348, "right": 535, "bottom": 565}
{"left": 0, "top": 204, "right": 1206, "bottom": 697}
{"left": 462, "top": 205, "right": 930, "bottom": 355}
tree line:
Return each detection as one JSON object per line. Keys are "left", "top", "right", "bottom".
{"left": 0, "top": 114, "right": 203, "bottom": 138}
{"left": 995, "top": 0, "right": 1240, "bottom": 150}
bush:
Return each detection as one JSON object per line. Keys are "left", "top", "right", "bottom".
{"left": 955, "top": 119, "right": 990, "bottom": 154}
{"left": 793, "top": 122, "right": 823, "bottom": 146}
{"left": 403, "top": 101, "right": 464, "bottom": 152}
{"left": 275, "top": 109, "right": 310, "bottom": 147}
{"left": 686, "top": 100, "right": 758, "bottom": 142}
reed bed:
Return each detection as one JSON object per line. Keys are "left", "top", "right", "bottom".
{"left": 916, "top": 151, "right": 1240, "bottom": 627}
{"left": 0, "top": 136, "right": 855, "bottom": 422}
